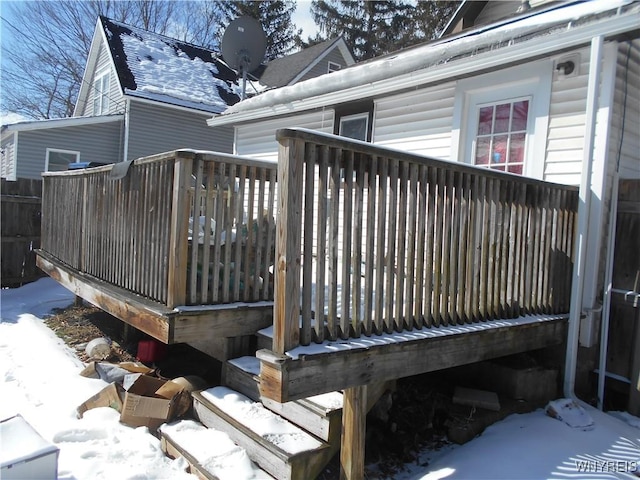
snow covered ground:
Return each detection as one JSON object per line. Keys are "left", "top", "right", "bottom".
{"left": 2, "top": 277, "right": 639, "bottom": 479}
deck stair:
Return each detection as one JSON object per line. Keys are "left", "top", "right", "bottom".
{"left": 192, "top": 386, "right": 336, "bottom": 480}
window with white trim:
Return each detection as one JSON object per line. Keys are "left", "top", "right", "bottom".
{"left": 339, "top": 112, "right": 369, "bottom": 142}
{"left": 452, "top": 60, "right": 552, "bottom": 179}
{"left": 92, "top": 70, "right": 110, "bottom": 115}
{"left": 473, "top": 98, "right": 530, "bottom": 175}
{"left": 46, "top": 149, "right": 79, "bottom": 172}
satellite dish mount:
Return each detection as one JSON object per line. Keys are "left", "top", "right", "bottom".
{"left": 221, "top": 16, "right": 267, "bottom": 100}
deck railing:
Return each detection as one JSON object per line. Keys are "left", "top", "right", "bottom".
{"left": 273, "top": 128, "right": 579, "bottom": 353}
{"left": 41, "top": 150, "right": 277, "bottom": 308}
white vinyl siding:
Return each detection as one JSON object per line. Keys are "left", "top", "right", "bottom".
{"left": 235, "top": 111, "right": 335, "bottom": 162}
{"left": 373, "top": 82, "right": 455, "bottom": 159}
{"left": 544, "top": 47, "right": 591, "bottom": 185}
{"left": 1, "top": 135, "right": 17, "bottom": 180}
{"left": 613, "top": 40, "right": 640, "bottom": 180}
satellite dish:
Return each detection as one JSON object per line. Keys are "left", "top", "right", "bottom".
{"left": 221, "top": 16, "right": 267, "bottom": 100}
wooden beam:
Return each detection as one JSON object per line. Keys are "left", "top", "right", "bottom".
{"left": 37, "top": 251, "right": 273, "bottom": 345}
{"left": 37, "top": 251, "right": 172, "bottom": 342}
{"left": 340, "top": 385, "right": 367, "bottom": 480}
{"left": 274, "top": 138, "right": 304, "bottom": 353}
{"left": 258, "top": 316, "right": 568, "bottom": 402}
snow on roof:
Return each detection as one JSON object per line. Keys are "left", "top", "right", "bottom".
{"left": 215, "top": 0, "right": 637, "bottom": 119}
{"left": 101, "top": 17, "right": 248, "bottom": 114}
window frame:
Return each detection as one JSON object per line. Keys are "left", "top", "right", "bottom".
{"left": 45, "top": 148, "right": 80, "bottom": 172}
{"left": 452, "top": 60, "right": 552, "bottom": 179}
{"left": 92, "top": 69, "right": 111, "bottom": 115}
{"left": 339, "top": 112, "right": 370, "bottom": 142}
{"left": 333, "top": 100, "right": 374, "bottom": 143}
{"left": 328, "top": 61, "right": 342, "bottom": 73}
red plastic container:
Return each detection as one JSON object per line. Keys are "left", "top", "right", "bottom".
{"left": 137, "top": 339, "right": 167, "bottom": 363}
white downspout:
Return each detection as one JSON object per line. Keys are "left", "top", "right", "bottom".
{"left": 563, "top": 35, "right": 604, "bottom": 398}
{"left": 122, "top": 98, "right": 131, "bottom": 162}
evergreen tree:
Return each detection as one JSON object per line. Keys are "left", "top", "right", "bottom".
{"left": 217, "top": 1, "right": 301, "bottom": 61}
{"left": 310, "top": 0, "right": 459, "bottom": 61}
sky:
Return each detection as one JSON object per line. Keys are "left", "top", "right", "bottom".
{"left": 2, "top": 277, "right": 640, "bottom": 480}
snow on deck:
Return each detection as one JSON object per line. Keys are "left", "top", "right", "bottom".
{"left": 259, "top": 313, "right": 568, "bottom": 360}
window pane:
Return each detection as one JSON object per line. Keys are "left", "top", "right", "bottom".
{"left": 477, "top": 106, "right": 493, "bottom": 135}
{"left": 494, "top": 103, "right": 511, "bottom": 134}
{"left": 508, "top": 164, "right": 523, "bottom": 175}
{"left": 475, "top": 137, "right": 490, "bottom": 165}
{"left": 511, "top": 100, "right": 529, "bottom": 131}
{"left": 340, "top": 117, "right": 367, "bottom": 141}
{"left": 491, "top": 134, "right": 508, "bottom": 164}
{"left": 509, "top": 132, "right": 526, "bottom": 164}
{"left": 48, "top": 151, "right": 78, "bottom": 171}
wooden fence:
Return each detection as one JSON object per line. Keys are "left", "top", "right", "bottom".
{"left": 40, "top": 150, "right": 278, "bottom": 308}
{"left": 1, "top": 178, "right": 44, "bottom": 287}
{"left": 273, "top": 128, "right": 579, "bottom": 353}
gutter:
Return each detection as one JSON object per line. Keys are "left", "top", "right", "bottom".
{"left": 563, "top": 35, "right": 604, "bottom": 399}
{"left": 207, "top": 6, "right": 639, "bottom": 127}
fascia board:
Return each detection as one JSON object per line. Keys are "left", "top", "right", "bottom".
{"left": 4, "top": 115, "right": 124, "bottom": 132}
{"left": 73, "top": 18, "right": 103, "bottom": 117}
{"left": 207, "top": 11, "right": 639, "bottom": 128}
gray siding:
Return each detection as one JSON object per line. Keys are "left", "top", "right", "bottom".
{"left": 15, "top": 121, "right": 124, "bottom": 180}
{"left": 78, "top": 42, "right": 125, "bottom": 117}
{"left": 298, "top": 48, "right": 350, "bottom": 83}
{"left": 126, "top": 101, "right": 233, "bottom": 161}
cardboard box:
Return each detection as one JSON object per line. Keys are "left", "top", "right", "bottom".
{"left": 77, "top": 383, "right": 125, "bottom": 418}
{"left": 120, "top": 374, "right": 190, "bottom": 431}
{"left": 0, "top": 415, "right": 59, "bottom": 480}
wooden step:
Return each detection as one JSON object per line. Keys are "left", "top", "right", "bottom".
{"left": 223, "top": 356, "right": 343, "bottom": 443}
{"left": 159, "top": 419, "right": 273, "bottom": 480}
{"left": 193, "top": 387, "right": 336, "bottom": 480}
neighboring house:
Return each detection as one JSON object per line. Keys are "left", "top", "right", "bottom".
{"left": 207, "top": 0, "right": 639, "bottom": 406}
{"left": 1, "top": 17, "right": 354, "bottom": 181}
{"left": 253, "top": 36, "right": 355, "bottom": 88}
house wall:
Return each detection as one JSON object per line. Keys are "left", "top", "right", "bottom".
{"left": 126, "top": 101, "right": 234, "bottom": 161}
{"left": 298, "top": 48, "right": 350, "bottom": 83}
{"left": 13, "top": 121, "right": 124, "bottom": 180}
{"left": 614, "top": 40, "right": 640, "bottom": 180}
{"left": 373, "top": 82, "right": 456, "bottom": 160}
{"left": 77, "top": 42, "right": 125, "bottom": 117}
{"left": 235, "top": 110, "right": 335, "bottom": 162}
{"left": 1, "top": 134, "right": 17, "bottom": 180}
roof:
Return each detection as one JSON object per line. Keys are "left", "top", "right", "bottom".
{"left": 1, "top": 114, "right": 124, "bottom": 137}
{"left": 255, "top": 37, "right": 355, "bottom": 88}
{"left": 84, "top": 17, "right": 246, "bottom": 114}
{"left": 207, "top": 0, "right": 639, "bottom": 127}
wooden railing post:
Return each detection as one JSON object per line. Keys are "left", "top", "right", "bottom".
{"left": 274, "top": 138, "right": 304, "bottom": 354}
{"left": 167, "top": 152, "right": 194, "bottom": 308}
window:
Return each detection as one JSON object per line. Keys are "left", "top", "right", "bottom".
{"left": 339, "top": 113, "right": 369, "bottom": 142}
{"left": 452, "top": 60, "right": 552, "bottom": 179}
{"left": 92, "top": 70, "right": 110, "bottom": 115}
{"left": 46, "top": 149, "right": 79, "bottom": 172}
{"left": 473, "top": 98, "right": 530, "bottom": 175}
{"left": 328, "top": 61, "right": 342, "bottom": 73}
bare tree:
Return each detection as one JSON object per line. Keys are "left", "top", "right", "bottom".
{"left": 0, "top": 0, "right": 296, "bottom": 121}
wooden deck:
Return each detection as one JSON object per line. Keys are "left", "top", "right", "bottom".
{"left": 37, "top": 130, "right": 578, "bottom": 377}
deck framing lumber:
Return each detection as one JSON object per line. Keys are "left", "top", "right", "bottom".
{"left": 257, "top": 316, "right": 568, "bottom": 403}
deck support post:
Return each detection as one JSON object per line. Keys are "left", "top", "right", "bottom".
{"left": 274, "top": 138, "right": 305, "bottom": 354}
{"left": 167, "top": 152, "right": 194, "bottom": 308}
{"left": 340, "top": 384, "right": 368, "bottom": 480}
